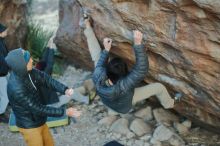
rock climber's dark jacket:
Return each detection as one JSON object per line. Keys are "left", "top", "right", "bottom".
{"left": 93, "top": 44, "right": 148, "bottom": 114}
{"left": 0, "top": 37, "right": 9, "bottom": 76}
{"left": 5, "top": 48, "right": 67, "bottom": 129}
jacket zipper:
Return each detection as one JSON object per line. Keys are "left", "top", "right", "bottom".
{"left": 28, "top": 73, "right": 37, "bottom": 91}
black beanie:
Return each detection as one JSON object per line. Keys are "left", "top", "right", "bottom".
{"left": 0, "top": 23, "right": 7, "bottom": 33}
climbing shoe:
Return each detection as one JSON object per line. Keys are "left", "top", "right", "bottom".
{"left": 174, "top": 92, "right": 183, "bottom": 102}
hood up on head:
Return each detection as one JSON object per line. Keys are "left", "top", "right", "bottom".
{"left": 5, "top": 48, "right": 28, "bottom": 76}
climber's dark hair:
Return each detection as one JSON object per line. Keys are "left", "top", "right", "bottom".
{"left": 106, "top": 57, "right": 128, "bottom": 84}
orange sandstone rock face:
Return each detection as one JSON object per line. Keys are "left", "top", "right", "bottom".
{"left": 55, "top": 0, "right": 220, "bottom": 132}
{"left": 0, "top": 0, "right": 27, "bottom": 50}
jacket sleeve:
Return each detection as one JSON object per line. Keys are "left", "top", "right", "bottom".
{"left": 0, "top": 56, "right": 9, "bottom": 76}
{"left": 92, "top": 50, "right": 109, "bottom": 84}
{"left": 41, "top": 47, "right": 49, "bottom": 62}
{"left": 34, "top": 69, "right": 68, "bottom": 94}
{"left": 44, "top": 48, "right": 54, "bottom": 75}
{"left": 15, "top": 87, "right": 65, "bottom": 117}
{"left": 118, "top": 44, "right": 149, "bottom": 91}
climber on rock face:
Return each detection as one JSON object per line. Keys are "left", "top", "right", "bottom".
{"left": 82, "top": 15, "right": 182, "bottom": 115}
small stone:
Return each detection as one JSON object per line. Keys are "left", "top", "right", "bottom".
{"left": 119, "top": 140, "right": 127, "bottom": 145}
{"left": 149, "top": 43, "right": 157, "bottom": 47}
{"left": 174, "top": 122, "right": 189, "bottom": 135}
{"left": 98, "top": 116, "right": 118, "bottom": 126}
{"left": 150, "top": 138, "right": 162, "bottom": 146}
{"left": 153, "top": 108, "right": 179, "bottom": 126}
{"left": 114, "top": 133, "right": 121, "bottom": 139}
{"left": 136, "top": 140, "right": 147, "bottom": 146}
{"left": 95, "top": 108, "right": 101, "bottom": 113}
{"left": 83, "top": 79, "right": 95, "bottom": 91}
{"left": 144, "top": 143, "right": 150, "bottom": 146}
{"left": 153, "top": 141, "right": 162, "bottom": 146}
{"left": 110, "top": 118, "right": 131, "bottom": 135}
{"left": 140, "top": 134, "right": 152, "bottom": 141}
{"left": 127, "top": 140, "right": 134, "bottom": 146}
{"left": 168, "top": 135, "right": 185, "bottom": 146}
{"left": 126, "top": 132, "right": 135, "bottom": 139}
{"left": 106, "top": 134, "right": 111, "bottom": 139}
{"left": 181, "top": 120, "right": 192, "bottom": 129}
{"left": 120, "top": 113, "right": 134, "bottom": 122}
{"left": 152, "top": 125, "right": 173, "bottom": 141}
{"left": 121, "top": 136, "right": 126, "bottom": 141}
{"left": 130, "top": 119, "right": 153, "bottom": 136}
{"left": 75, "top": 86, "right": 86, "bottom": 95}
{"left": 134, "top": 106, "right": 153, "bottom": 121}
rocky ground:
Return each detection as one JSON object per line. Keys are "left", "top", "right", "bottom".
{"left": 0, "top": 66, "right": 220, "bottom": 146}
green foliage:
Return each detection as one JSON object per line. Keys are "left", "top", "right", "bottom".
{"left": 53, "top": 58, "right": 66, "bottom": 76}
{"left": 25, "top": 23, "right": 52, "bottom": 61}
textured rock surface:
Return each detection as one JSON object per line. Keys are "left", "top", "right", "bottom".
{"left": 55, "top": 0, "right": 220, "bottom": 132}
{"left": 0, "top": 0, "right": 27, "bottom": 50}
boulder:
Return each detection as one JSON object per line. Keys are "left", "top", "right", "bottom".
{"left": 0, "top": 0, "right": 27, "bottom": 50}
{"left": 56, "top": 0, "right": 220, "bottom": 132}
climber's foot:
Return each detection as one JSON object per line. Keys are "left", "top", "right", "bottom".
{"left": 89, "top": 90, "right": 96, "bottom": 102}
{"left": 79, "top": 13, "right": 92, "bottom": 29}
{"left": 174, "top": 92, "right": 183, "bottom": 103}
